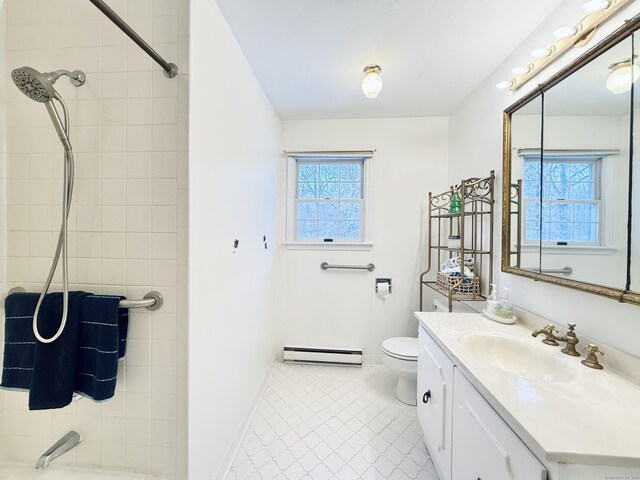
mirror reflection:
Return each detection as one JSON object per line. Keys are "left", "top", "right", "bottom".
{"left": 504, "top": 30, "right": 638, "bottom": 301}
{"left": 539, "top": 37, "right": 632, "bottom": 287}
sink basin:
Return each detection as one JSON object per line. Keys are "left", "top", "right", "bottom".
{"left": 462, "top": 334, "right": 577, "bottom": 382}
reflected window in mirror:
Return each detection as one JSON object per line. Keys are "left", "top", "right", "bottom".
{"left": 522, "top": 154, "right": 603, "bottom": 246}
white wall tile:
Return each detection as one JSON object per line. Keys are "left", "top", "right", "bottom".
{"left": 127, "top": 98, "right": 152, "bottom": 125}
{"left": 2, "top": 0, "right": 187, "bottom": 476}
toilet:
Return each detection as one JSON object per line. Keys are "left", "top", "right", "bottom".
{"left": 382, "top": 337, "right": 418, "bottom": 405}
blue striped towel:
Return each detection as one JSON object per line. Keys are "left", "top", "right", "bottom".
{"left": 1, "top": 292, "right": 39, "bottom": 391}
{"left": 75, "top": 295, "right": 128, "bottom": 402}
{"left": 1, "top": 292, "right": 129, "bottom": 407}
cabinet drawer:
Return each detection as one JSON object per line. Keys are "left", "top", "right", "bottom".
{"left": 418, "top": 326, "right": 455, "bottom": 480}
{"left": 452, "top": 369, "right": 546, "bottom": 480}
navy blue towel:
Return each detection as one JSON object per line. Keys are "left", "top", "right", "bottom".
{"left": 75, "top": 295, "right": 128, "bottom": 402}
{"left": 29, "top": 291, "right": 88, "bottom": 410}
{"left": 2, "top": 292, "right": 129, "bottom": 408}
{"left": 1, "top": 292, "right": 40, "bottom": 391}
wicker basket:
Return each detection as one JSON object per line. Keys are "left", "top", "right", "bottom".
{"left": 436, "top": 271, "right": 480, "bottom": 296}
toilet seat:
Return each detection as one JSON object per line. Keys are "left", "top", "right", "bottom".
{"left": 382, "top": 337, "right": 417, "bottom": 361}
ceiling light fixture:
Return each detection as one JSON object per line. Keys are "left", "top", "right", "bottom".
{"left": 362, "top": 64, "right": 382, "bottom": 99}
{"left": 496, "top": 0, "right": 628, "bottom": 91}
{"left": 606, "top": 59, "right": 640, "bottom": 94}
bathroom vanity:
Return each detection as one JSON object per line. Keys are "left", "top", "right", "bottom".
{"left": 415, "top": 312, "right": 640, "bottom": 480}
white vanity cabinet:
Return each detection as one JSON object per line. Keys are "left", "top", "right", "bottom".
{"left": 417, "top": 326, "right": 455, "bottom": 480}
{"left": 451, "top": 369, "right": 547, "bottom": 480}
{"left": 418, "top": 325, "right": 547, "bottom": 480}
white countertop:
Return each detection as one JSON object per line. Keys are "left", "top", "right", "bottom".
{"left": 415, "top": 311, "right": 640, "bottom": 468}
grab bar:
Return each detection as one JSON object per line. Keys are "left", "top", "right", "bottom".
{"left": 523, "top": 266, "right": 573, "bottom": 275}
{"left": 7, "top": 288, "right": 163, "bottom": 311}
{"left": 320, "top": 262, "right": 375, "bottom": 272}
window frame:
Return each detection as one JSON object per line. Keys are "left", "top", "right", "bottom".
{"left": 520, "top": 152, "right": 606, "bottom": 247}
{"left": 285, "top": 151, "right": 374, "bottom": 250}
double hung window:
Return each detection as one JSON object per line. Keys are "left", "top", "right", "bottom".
{"left": 286, "top": 151, "right": 373, "bottom": 246}
{"left": 523, "top": 154, "right": 602, "bottom": 245}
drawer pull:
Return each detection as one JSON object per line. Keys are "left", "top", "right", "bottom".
{"left": 422, "top": 390, "right": 431, "bottom": 403}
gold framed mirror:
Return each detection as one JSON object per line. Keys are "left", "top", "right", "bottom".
{"left": 502, "top": 13, "right": 640, "bottom": 306}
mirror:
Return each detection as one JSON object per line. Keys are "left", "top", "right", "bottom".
{"left": 502, "top": 15, "right": 640, "bottom": 305}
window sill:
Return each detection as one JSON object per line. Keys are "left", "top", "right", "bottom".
{"left": 518, "top": 244, "right": 617, "bottom": 255}
{"left": 284, "top": 242, "right": 374, "bottom": 251}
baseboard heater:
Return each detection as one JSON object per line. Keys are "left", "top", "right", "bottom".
{"left": 283, "top": 345, "right": 362, "bottom": 366}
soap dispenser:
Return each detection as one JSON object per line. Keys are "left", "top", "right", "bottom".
{"left": 497, "top": 287, "right": 513, "bottom": 319}
{"left": 487, "top": 284, "right": 498, "bottom": 315}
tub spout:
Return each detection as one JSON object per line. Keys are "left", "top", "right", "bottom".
{"left": 35, "top": 431, "right": 82, "bottom": 469}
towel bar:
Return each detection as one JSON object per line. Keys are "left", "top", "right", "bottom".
{"left": 6, "top": 288, "right": 163, "bottom": 311}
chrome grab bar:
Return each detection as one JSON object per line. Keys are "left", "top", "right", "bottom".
{"left": 523, "top": 266, "right": 573, "bottom": 275}
{"left": 7, "top": 288, "right": 163, "bottom": 311}
{"left": 320, "top": 262, "right": 375, "bottom": 272}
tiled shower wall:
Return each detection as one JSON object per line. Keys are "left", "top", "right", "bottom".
{"left": 0, "top": 0, "right": 189, "bottom": 478}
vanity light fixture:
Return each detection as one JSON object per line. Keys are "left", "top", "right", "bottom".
{"left": 553, "top": 26, "right": 579, "bottom": 39}
{"left": 511, "top": 66, "right": 529, "bottom": 75}
{"left": 495, "top": 0, "right": 629, "bottom": 92}
{"left": 583, "top": 0, "right": 610, "bottom": 12}
{"left": 362, "top": 64, "right": 382, "bottom": 99}
{"left": 531, "top": 47, "right": 553, "bottom": 58}
{"left": 606, "top": 59, "right": 640, "bottom": 94}
{"left": 496, "top": 80, "right": 514, "bottom": 90}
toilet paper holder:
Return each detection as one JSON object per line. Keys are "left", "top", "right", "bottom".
{"left": 375, "top": 278, "right": 392, "bottom": 294}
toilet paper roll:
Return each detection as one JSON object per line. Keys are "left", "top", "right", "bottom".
{"left": 377, "top": 281, "right": 391, "bottom": 299}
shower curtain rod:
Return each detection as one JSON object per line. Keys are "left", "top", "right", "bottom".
{"left": 88, "top": 0, "right": 178, "bottom": 79}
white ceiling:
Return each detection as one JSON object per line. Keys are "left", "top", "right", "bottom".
{"left": 214, "top": 0, "right": 564, "bottom": 120}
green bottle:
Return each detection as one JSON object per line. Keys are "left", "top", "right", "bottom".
{"left": 449, "top": 191, "right": 461, "bottom": 214}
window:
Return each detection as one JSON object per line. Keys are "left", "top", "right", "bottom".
{"left": 523, "top": 155, "right": 602, "bottom": 245}
{"left": 286, "top": 151, "right": 373, "bottom": 247}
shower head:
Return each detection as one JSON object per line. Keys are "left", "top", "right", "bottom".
{"left": 11, "top": 67, "right": 86, "bottom": 103}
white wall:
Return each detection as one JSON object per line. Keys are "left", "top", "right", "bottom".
{"left": 449, "top": 0, "right": 640, "bottom": 357}
{"left": 189, "top": 1, "right": 281, "bottom": 479}
{"left": 0, "top": 0, "right": 189, "bottom": 478}
{"left": 280, "top": 118, "right": 449, "bottom": 363}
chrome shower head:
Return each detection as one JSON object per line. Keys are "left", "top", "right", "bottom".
{"left": 11, "top": 66, "right": 86, "bottom": 103}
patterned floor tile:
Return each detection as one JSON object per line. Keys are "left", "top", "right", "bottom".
{"left": 226, "top": 363, "right": 436, "bottom": 479}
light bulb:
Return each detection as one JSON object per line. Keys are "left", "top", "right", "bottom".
{"left": 583, "top": 0, "right": 609, "bottom": 12}
{"left": 606, "top": 62, "right": 640, "bottom": 94}
{"left": 531, "top": 48, "right": 551, "bottom": 58}
{"left": 553, "top": 26, "right": 578, "bottom": 39}
{"left": 511, "top": 66, "right": 528, "bottom": 75}
{"left": 496, "top": 80, "right": 513, "bottom": 90}
{"left": 362, "top": 65, "right": 382, "bottom": 99}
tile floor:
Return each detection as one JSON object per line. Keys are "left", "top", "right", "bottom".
{"left": 226, "top": 363, "right": 439, "bottom": 479}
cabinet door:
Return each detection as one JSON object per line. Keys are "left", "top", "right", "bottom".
{"left": 417, "top": 326, "right": 455, "bottom": 480}
{"left": 452, "top": 369, "right": 547, "bottom": 480}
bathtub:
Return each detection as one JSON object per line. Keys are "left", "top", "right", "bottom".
{"left": 0, "top": 462, "right": 165, "bottom": 479}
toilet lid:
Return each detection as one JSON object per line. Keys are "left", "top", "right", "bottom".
{"left": 382, "top": 337, "right": 418, "bottom": 360}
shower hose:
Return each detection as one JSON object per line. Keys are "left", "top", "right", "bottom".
{"left": 32, "top": 93, "right": 74, "bottom": 344}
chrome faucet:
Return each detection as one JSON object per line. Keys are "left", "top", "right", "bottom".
{"left": 532, "top": 323, "right": 580, "bottom": 356}
{"left": 35, "top": 431, "right": 82, "bottom": 469}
